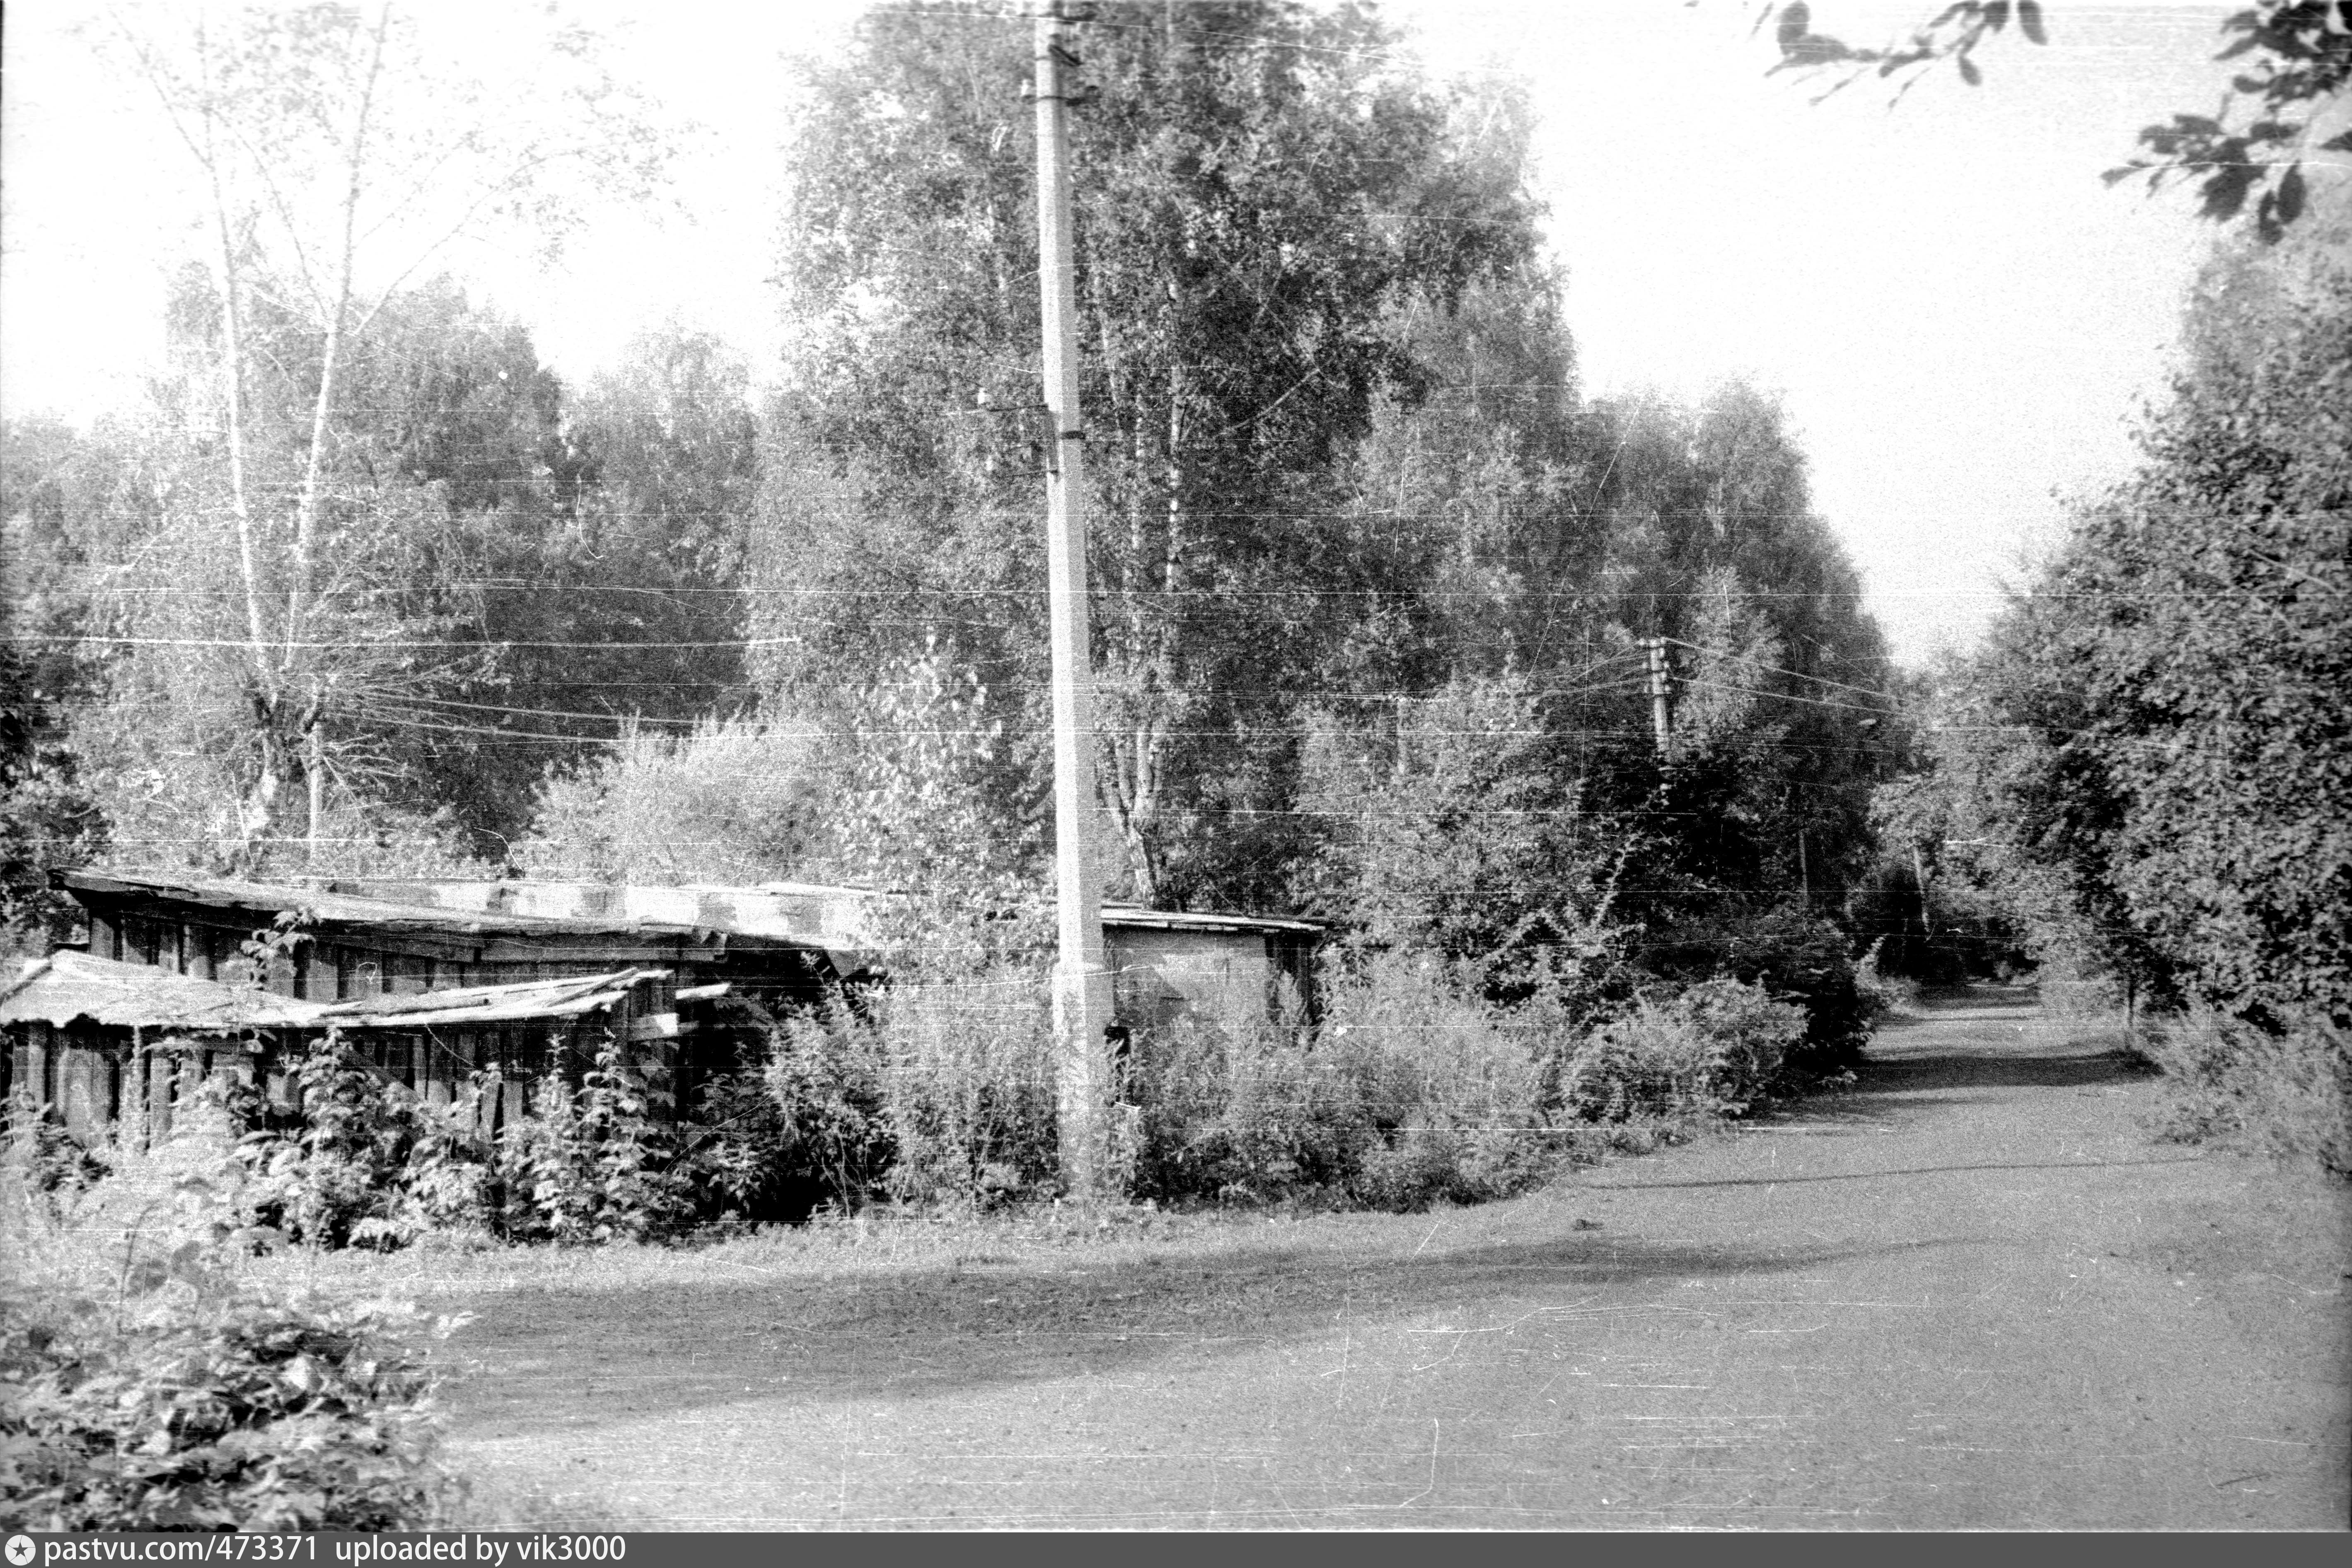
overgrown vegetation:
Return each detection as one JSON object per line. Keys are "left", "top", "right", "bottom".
{"left": 1869, "top": 220, "right": 2350, "bottom": 1169}
{"left": 34, "top": 938, "right": 1826, "bottom": 1247}
{"left": 0, "top": 1099, "right": 455, "bottom": 1529}
{"left": 2140, "top": 1010, "right": 2352, "bottom": 1176}
{"left": 220, "top": 1032, "right": 710, "bottom": 1248}
{"left": 6, "top": 0, "right": 2139, "bottom": 1261}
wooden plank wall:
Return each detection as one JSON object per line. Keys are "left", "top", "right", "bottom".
{"left": 6, "top": 1001, "right": 723, "bottom": 1152}
{"left": 22, "top": 892, "right": 801, "bottom": 1149}
{"left": 4, "top": 1018, "right": 262, "bottom": 1148}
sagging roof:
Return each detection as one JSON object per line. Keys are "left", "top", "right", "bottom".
{"left": 333, "top": 877, "right": 1327, "bottom": 942}
{"left": 1098, "top": 903, "right": 1325, "bottom": 936}
{"left": 56, "top": 869, "right": 827, "bottom": 955}
{"left": 0, "top": 950, "right": 670, "bottom": 1036}
{"left": 312, "top": 968, "right": 672, "bottom": 1030}
{"left": 0, "top": 951, "right": 320, "bottom": 1033}
{"left": 56, "top": 869, "right": 1324, "bottom": 973}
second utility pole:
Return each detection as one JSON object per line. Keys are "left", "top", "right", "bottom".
{"left": 1644, "top": 637, "right": 1673, "bottom": 758}
{"left": 1033, "top": 0, "right": 1116, "bottom": 1205}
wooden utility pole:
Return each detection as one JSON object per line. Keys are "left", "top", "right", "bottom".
{"left": 1032, "top": 0, "right": 1116, "bottom": 1203}
{"left": 1911, "top": 843, "right": 1933, "bottom": 942}
{"left": 1643, "top": 638, "right": 1673, "bottom": 758}
{"left": 307, "top": 719, "right": 325, "bottom": 867}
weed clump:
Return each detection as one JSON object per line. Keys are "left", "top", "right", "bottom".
{"left": 0, "top": 1103, "right": 455, "bottom": 1529}
{"left": 2141, "top": 1007, "right": 2351, "bottom": 1176}
{"left": 754, "top": 969, "right": 1060, "bottom": 1215}
{"left": 1559, "top": 977, "right": 1806, "bottom": 1125}
{"left": 1126, "top": 954, "right": 1557, "bottom": 1211}
{"left": 224, "top": 1030, "right": 703, "bottom": 1249}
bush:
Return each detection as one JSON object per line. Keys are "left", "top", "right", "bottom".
{"left": 1560, "top": 977, "right": 1806, "bottom": 1125}
{"left": 5, "top": 1093, "right": 114, "bottom": 1196}
{"left": 1126, "top": 991, "right": 1359, "bottom": 1205}
{"left": 756, "top": 969, "right": 1061, "bottom": 1215}
{"left": 230, "top": 1031, "right": 694, "bottom": 1249}
{"left": 496, "top": 1039, "right": 691, "bottom": 1244}
{"left": 0, "top": 1116, "right": 453, "bottom": 1529}
{"left": 673, "top": 1066, "right": 810, "bottom": 1227}
{"left": 517, "top": 717, "right": 832, "bottom": 884}
{"left": 1636, "top": 901, "right": 1875, "bottom": 1074}
{"left": 239, "top": 1039, "right": 426, "bottom": 1249}
{"left": 1851, "top": 939, "right": 1921, "bottom": 1019}
{"left": 2142, "top": 1007, "right": 2352, "bottom": 1176}
{"left": 868, "top": 975, "right": 1059, "bottom": 1208}
{"left": 1127, "top": 953, "right": 1562, "bottom": 1212}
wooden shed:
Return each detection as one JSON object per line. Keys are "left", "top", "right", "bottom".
{"left": 1097, "top": 904, "right": 1325, "bottom": 1032}
{"left": 0, "top": 948, "right": 687, "bottom": 1147}
{"left": 5, "top": 869, "right": 842, "bottom": 1142}
{"left": 307, "top": 877, "right": 1326, "bottom": 1027}
{"left": 55, "top": 868, "right": 838, "bottom": 1007}
{"left": 8, "top": 870, "right": 1324, "bottom": 1142}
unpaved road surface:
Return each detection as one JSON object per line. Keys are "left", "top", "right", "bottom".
{"left": 433, "top": 989, "right": 2350, "bottom": 1529}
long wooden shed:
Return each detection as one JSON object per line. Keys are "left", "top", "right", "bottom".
{"left": 7, "top": 870, "right": 1324, "bottom": 1146}
{"left": 0, "top": 949, "right": 682, "bottom": 1145}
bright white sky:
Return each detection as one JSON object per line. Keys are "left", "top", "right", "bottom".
{"left": 1, "top": 1, "right": 2234, "bottom": 667}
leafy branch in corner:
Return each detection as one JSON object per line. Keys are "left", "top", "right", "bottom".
{"left": 1756, "top": 1, "right": 2352, "bottom": 241}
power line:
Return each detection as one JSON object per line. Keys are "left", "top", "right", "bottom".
{"left": 1662, "top": 637, "right": 1900, "bottom": 708}
{"left": 1680, "top": 676, "right": 1898, "bottom": 719}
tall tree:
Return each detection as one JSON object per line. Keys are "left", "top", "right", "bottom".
{"left": 1958, "top": 225, "right": 2351, "bottom": 1024}
{"left": 89, "top": 0, "right": 672, "bottom": 864}
{"left": 755, "top": 0, "right": 1546, "bottom": 908}
{"left": 1557, "top": 382, "right": 1896, "bottom": 913}
{"left": 554, "top": 326, "right": 762, "bottom": 725}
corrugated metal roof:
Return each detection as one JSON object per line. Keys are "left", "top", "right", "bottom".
{"left": 0, "top": 952, "right": 662, "bottom": 1034}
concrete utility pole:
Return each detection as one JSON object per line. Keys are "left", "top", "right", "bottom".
{"left": 1643, "top": 637, "right": 1673, "bottom": 757}
{"left": 1031, "top": 0, "right": 1116, "bottom": 1204}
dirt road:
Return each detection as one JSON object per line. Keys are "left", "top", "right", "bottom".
{"left": 432, "top": 988, "right": 2350, "bottom": 1529}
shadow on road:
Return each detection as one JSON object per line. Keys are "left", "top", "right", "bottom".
{"left": 437, "top": 1225, "right": 1982, "bottom": 1439}
{"left": 1860, "top": 1048, "right": 2151, "bottom": 1091}
{"left": 1587, "top": 1153, "right": 2202, "bottom": 1193}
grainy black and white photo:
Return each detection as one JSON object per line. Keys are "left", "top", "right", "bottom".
{"left": 2, "top": 0, "right": 2346, "bottom": 1536}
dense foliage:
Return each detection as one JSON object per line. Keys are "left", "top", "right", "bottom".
{"left": 1852, "top": 222, "right": 2351, "bottom": 1166}
{"left": 1, "top": 1120, "right": 452, "bottom": 1529}
{"left": 1942, "top": 230, "right": 2349, "bottom": 1027}
{"left": 750, "top": 0, "right": 1899, "bottom": 949}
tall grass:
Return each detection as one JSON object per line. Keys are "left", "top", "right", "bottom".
{"left": 1124, "top": 954, "right": 1561, "bottom": 1210}
{"left": 745, "top": 951, "right": 1808, "bottom": 1216}
{"left": 759, "top": 966, "right": 1061, "bottom": 1213}
{"left": 2142, "top": 1007, "right": 2352, "bottom": 1176}
{"left": 1559, "top": 977, "right": 1807, "bottom": 1124}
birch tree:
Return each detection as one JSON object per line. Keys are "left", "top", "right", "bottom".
{"left": 91, "top": 0, "right": 672, "bottom": 864}
{"left": 758, "top": 0, "right": 1542, "bottom": 907}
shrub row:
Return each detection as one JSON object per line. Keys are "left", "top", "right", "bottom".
{"left": 12, "top": 947, "right": 1843, "bottom": 1253}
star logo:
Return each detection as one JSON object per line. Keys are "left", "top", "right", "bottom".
{"left": 5, "top": 1535, "right": 36, "bottom": 1567}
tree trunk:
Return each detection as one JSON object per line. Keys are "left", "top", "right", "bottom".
{"left": 286, "top": 2, "right": 391, "bottom": 666}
